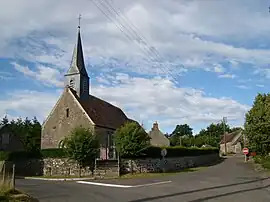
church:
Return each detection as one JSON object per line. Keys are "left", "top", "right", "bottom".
{"left": 41, "top": 25, "right": 135, "bottom": 160}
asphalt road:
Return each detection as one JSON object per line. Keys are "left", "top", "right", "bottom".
{"left": 16, "top": 156, "right": 270, "bottom": 202}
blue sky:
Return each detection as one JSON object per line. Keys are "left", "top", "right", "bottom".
{"left": 1, "top": 0, "right": 270, "bottom": 134}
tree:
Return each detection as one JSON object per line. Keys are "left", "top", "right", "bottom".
{"left": 8, "top": 117, "right": 41, "bottom": 153}
{"left": 1, "top": 115, "right": 9, "bottom": 125}
{"left": 244, "top": 93, "right": 270, "bottom": 155}
{"left": 171, "top": 124, "right": 193, "bottom": 137}
{"left": 170, "top": 124, "right": 193, "bottom": 146}
{"left": 195, "top": 123, "right": 231, "bottom": 147}
{"left": 114, "top": 122, "right": 151, "bottom": 157}
{"left": 63, "top": 127, "right": 99, "bottom": 168}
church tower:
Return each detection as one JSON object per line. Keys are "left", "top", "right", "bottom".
{"left": 64, "top": 22, "right": 89, "bottom": 100}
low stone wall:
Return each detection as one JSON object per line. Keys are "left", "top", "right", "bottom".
{"left": 121, "top": 153, "right": 219, "bottom": 174}
{"left": 5, "top": 153, "right": 220, "bottom": 177}
{"left": 43, "top": 158, "right": 92, "bottom": 177}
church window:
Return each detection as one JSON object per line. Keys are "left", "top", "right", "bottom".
{"left": 70, "top": 79, "right": 75, "bottom": 88}
{"left": 2, "top": 133, "right": 9, "bottom": 146}
{"left": 66, "top": 108, "right": 69, "bottom": 117}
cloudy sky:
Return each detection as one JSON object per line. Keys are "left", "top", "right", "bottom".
{"left": 1, "top": 0, "right": 269, "bottom": 134}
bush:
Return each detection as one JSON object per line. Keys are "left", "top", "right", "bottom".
{"left": 121, "top": 146, "right": 219, "bottom": 159}
{"left": 41, "top": 148, "right": 68, "bottom": 158}
{"left": 0, "top": 148, "right": 67, "bottom": 161}
{"left": 254, "top": 155, "right": 270, "bottom": 169}
{"left": 114, "top": 122, "right": 151, "bottom": 157}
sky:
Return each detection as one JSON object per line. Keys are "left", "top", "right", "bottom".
{"left": 0, "top": 0, "right": 270, "bottom": 134}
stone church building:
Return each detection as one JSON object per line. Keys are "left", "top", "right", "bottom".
{"left": 41, "top": 25, "right": 134, "bottom": 160}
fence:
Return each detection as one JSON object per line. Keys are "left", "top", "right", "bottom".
{"left": 0, "top": 162, "right": 15, "bottom": 190}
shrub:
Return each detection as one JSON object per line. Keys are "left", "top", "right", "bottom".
{"left": 114, "top": 122, "right": 151, "bottom": 157}
{"left": 41, "top": 148, "right": 68, "bottom": 158}
{"left": 121, "top": 146, "right": 218, "bottom": 159}
{"left": 0, "top": 148, "right": 67, "bottom": 161}
{"left": 63, "top": 127, "right": 99, "bottom": 167}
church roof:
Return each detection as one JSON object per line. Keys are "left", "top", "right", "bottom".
{"left": 65, "top": 27, "right": 88, "bottom": 77}
{"left": 69, "top": 88, "right": 129, "bottom": 130}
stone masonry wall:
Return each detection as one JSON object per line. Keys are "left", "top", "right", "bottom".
{"left": 43, "top": 158, "right": 93, "bottom": 177}
{"left": 121, "top": 153, "right": 219, "bottom": 174}
{"left": 41, "top": 88, "right": 94, "bottom": 149}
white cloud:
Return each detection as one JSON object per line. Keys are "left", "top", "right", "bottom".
{"left": 11, "top": 62, "right": 63, "bottom": 87}
{"left": 92, "top": 74, "right": 250, "bottom": 130}
{"left": 0, "top": 90, "right": 61, "bottom": 123}
{"left": 236, "top": 85, "right": 250, "bottom": 90}
{"left": 256, "top": 84, "right": 264, "bottom": 88}
{"left": 1, "top": 0, "right": 270, "bottom": 79}
{"left": 0, "top": 74, "right": 250, "bottom": 132}
{"left": 0, "top": 71, "right": 14, "bottom": 80}
{"left": 218, "top": 74, "right": 236, "bottom": 79}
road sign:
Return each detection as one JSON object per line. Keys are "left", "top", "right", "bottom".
{"left": 242, "top": 148, "right": 249, "bottom": 155}
{"left": 161, "top": 148, "right": 167, "bottom": 157}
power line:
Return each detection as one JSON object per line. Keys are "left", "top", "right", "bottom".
{"left": 90, "top": 0, "right": 180, "bottom": 83}
{"left": 101, "top": 0, "right": 175, "bottom": 76}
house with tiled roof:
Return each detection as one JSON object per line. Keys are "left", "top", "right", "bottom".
{"left": 220, "top": 130, "right": 243, "bottom": 154}
{"left": 148, "top": 122, "right": 170, "bottom": 147}
{"left": 41, "top": 25, "right": 134, "bottom": 160}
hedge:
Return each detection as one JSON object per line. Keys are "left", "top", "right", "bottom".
{"left": 121, "top": 146, "right": 219, "bottom": 159}
{"left": 0, "top": 148, "right": 67, "bottom": 161}
{"left": 0, "top": 146, "right": 219, "bottom": 160}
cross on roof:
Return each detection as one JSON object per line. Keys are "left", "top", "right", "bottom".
{"left": 78, "top": 14, "right": 82, "bottom": 28}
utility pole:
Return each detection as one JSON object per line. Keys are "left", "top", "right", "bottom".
{"left": 223, "top": 117, "right": 227, "bottom": 155}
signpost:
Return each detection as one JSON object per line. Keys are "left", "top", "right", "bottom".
{"left": 242, "top": 147, "right": 249, "bottom": 162}
{"left": 161, "top": 148, "right": 167, "bottom": 172}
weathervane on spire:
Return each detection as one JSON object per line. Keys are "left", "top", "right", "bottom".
{"left": 78, "top": 14, "right": 82, "bottom": 29}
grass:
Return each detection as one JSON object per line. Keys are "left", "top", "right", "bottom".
{"left": 117, "top": 167, "right": 203, "bottom": 180}
{"left": 0, "top": 187, "right": 38, "bottom": 202}
{"left": 253, "top": 155, "right": 270, "bottom": 170}
{"left": 25, "top": 175, "right": 94, "bottom": 180}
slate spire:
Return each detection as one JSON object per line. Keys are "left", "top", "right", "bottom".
{"left": 65, "top": 22, "right": 88, "bottom": 77}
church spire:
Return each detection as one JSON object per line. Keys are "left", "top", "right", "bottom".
{"left": 65, "top": 15, "right": 90, "bottom": 100}
{"left": 65, "top": 14, "right": 88, "bottom": 77}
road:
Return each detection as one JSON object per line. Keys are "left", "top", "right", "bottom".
{"left": 16, "top": 156, "right": 270, "bottom": 202}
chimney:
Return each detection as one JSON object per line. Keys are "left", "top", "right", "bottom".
{"left": 152, "top": 121, "right": 159, "bottom": 131}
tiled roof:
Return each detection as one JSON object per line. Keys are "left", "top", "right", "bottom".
{"left": 70, "top": 88, "right": 129, "bottom": 130}
{"left": 220, "top": 130, "right": 242, "bottom": 144}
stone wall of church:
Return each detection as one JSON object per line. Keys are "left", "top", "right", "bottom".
{"left": 41, "top": 88, "right": 94, "bottom": 149}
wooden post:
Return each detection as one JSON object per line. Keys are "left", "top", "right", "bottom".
{"left": 2, "top": 163, "right": 5, "bottom": 184}
{"left": 11, "top": 164, "right": 15, "bottom": 190}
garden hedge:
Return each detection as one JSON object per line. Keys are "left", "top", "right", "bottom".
{"left": 121, "top": 146, "right": 219, "bottom": 159}
{"left": 0, "top": 147, "right": 219, "bottom": 160}
{"left": 0, "top": 148, "right": 67, "bottom": 161}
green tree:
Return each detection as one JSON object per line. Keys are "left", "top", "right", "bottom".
{"left": 8, "top": 117, "right": 41, "bottom": 153}
{"left": 114, "top": 122, "right": 151, "bottom": 157}
{"left": 245, "top": 93, "right": 270, "bottom": 155}
{"left": 170, "top": 124, "right": 193, "bottom": 146}
{"left": 63, "top": 127, "right": 99, "bottom": 168}
{"left": 195, "top": 123, "right": 231, "bottom": 147}
{"left": 1, "top": 115, "right": 9, "bottom": 125}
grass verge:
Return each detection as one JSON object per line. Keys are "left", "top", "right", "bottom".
{"left": 0, "top": 188, "right": 38, "bottom": 202}
{"left": 113, "top": 167, "right": 205, "bottom": 180}
{"left": 25, "top": 175, "right": 93, "bottom": 179}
